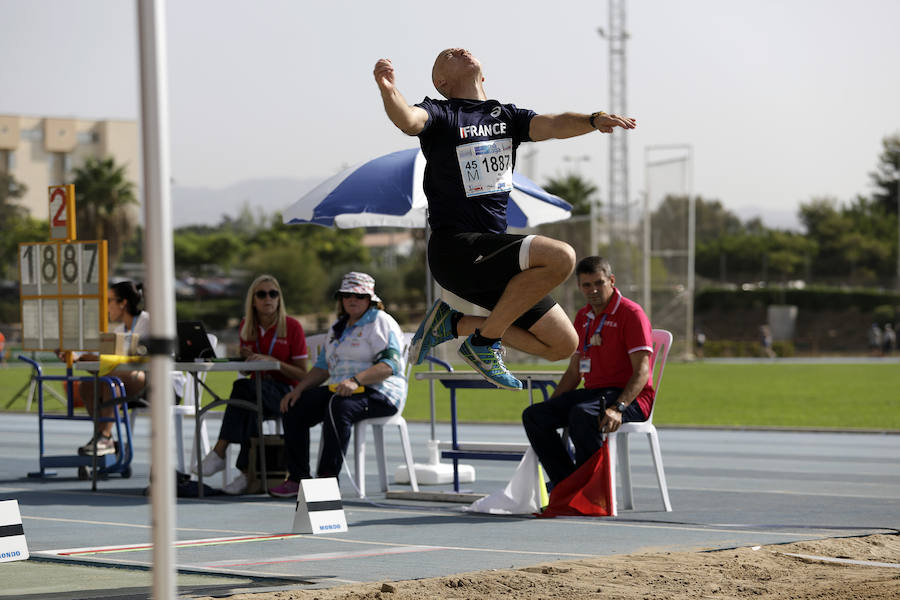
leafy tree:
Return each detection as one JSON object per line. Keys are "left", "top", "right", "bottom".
{"left": 764, "top": 230, "right": 817, "bottom": 280}
{"left": 542, "top": 173, "right": 598, "bottom": 216}
{"left": 652, "top": 195, "right": 743, "bottom": 252}
{"left": 869, "top": 133, "right": 900, "bottom": 215}
{"left": 1, "top": 172, "right": 28, "bottom": 224}
{"left": 255, "top": 212, "right": 370, "bottom": 267}
{"left": 71, "top": 156, "right": 139, "bottom": 270}
{"left": 798, "top": 196, "right": 893, "bottom": 283}
{"left": 242, "top": 241, "right": 330, "bottom": 314}
{"left": 0, "top": 174, "right": 48, "bottom": 279}
{"left": 119, "top": 225, "right": 143, "bottom": 263}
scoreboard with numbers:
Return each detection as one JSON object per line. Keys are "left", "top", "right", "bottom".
{"left": 18, "top": 241, "right": 109, "bottom": 352}
{"left": 17, "top": 185, "right": 109, "bottom": 352}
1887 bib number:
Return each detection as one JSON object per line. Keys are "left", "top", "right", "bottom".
{"left": 456, "top": 138, "right": 513, "bottom": 197}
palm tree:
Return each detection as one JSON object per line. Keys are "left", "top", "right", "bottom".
{"left": 0, "top": 172, "right": 28, "bottom": 223}
{"left": 71, "top": 156, "right": 138, "bottom": 269}
{"left": 542, "top": 173, "right": 598, "bottom": 216}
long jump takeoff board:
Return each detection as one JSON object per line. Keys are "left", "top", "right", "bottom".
{"left": 18, "top": 185, "right": 108, "bottom": 352}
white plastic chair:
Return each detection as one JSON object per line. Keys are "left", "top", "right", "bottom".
{"left": 317, "top": 331, "right": 419, "bottom": 498}
{"left": 607, "top": 328, "right": 673, "bottom": 515}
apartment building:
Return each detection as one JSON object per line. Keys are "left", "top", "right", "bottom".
{"left": 0, "top": 114, "right": 139, "bottom": 218}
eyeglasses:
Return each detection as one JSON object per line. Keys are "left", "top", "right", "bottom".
{"left": 255, "top": 289, "right": 280, "bottom": 299}
{"left": 338, "top": 292, "right": 370, "bottom": 300}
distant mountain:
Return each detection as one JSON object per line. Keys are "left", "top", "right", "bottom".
{"left": 732, "top": 204, "right": 802, "bottom": 232}
{"left": 170, "top": 177, "right": 324, "bottom": 228}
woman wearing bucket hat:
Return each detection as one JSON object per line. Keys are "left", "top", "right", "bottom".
{"left": 270, "top": 272, "right": 407, "bottom": 497}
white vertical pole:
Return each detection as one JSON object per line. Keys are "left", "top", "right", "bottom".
{"left": 896, "top": 173, "right": 900, "bottom": 291}
{"left": 425, "top": 221, "right": 437, "bottom": 441}
{"left": 136, "top": 1, "right": 177, "bottom": 598}
{"left": 686, "top": 147, "right": 695, "bottom": 358}
{"left": 643, "top": 147, "right": 651, "bottom": 314}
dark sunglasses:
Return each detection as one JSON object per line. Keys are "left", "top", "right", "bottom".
{"left": 255, "top": 289, "right": 280, "bottom": 299}
{"left": 338, "top": 292, "right": 370, "bottom": 300}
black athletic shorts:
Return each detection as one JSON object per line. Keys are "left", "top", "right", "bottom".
{"left": 427, "top": 231, "right": 557, "bottom": 331}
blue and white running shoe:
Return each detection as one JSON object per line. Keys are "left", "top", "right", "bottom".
{"left": 458, "top": 334, "right": 522, "bottom": 390}
{"left": 408, "top": 299, "right": 457, "bottom": 365}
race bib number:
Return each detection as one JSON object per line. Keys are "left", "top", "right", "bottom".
{"left": 456, "top": 138, "right": 513, "bottom": 197}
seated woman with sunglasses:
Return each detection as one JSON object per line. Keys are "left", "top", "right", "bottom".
{"left": 269, "top": 272, "right": 406, "bottom": 498}
{"left": 196, "top": 275, "right": 308, "bottom": 494}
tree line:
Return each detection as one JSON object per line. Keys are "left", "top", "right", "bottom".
{"left": 543, "top": 133, "right": 900, "bottom": 288}
{"left": 2, "top": 133, "right": 897, "bottom": 324}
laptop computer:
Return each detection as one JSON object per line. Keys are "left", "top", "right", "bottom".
{"left": 176, "top": 321, "right": 218, "bottom": 362}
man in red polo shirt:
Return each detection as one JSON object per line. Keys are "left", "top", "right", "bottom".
{"left": 522, "top": 256, "right": 655, "bottom": 487}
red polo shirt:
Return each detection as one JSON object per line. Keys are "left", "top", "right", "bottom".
{"left": 574, "top": 287, "right": 656, "bottom": 418}
{"left": 239, "top": 316, "right": 308, "bottom": 386}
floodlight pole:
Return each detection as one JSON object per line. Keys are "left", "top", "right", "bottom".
{"left": 598, "top": 0, "right": 630, "bottom": 278}
{"left": 137, "top": 1, "right": 177, "bottom": 599}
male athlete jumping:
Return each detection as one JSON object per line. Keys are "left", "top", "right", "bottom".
{"left": 374, "top": 48, "right": 636, "bottom": 389}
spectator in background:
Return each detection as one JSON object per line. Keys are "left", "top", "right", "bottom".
{"left": 760, "top": 324, "right": 776, "bottom": 358}
{"left": 882, "top": 323, "right": 896, "bottom": 355}
{"left": 0, "top": 328, "right": 6, "bottom": 365}
{"left": 695, "top": 330, "right": 706, "bottom": 359}
{"left": 868, "top": 323, "right": 883, "bottom": 356}
{"left": 195, "top": 274, "right": 308, "bottom": 495}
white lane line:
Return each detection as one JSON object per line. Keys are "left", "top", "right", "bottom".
{"left": 658, "top": 485, "right": 900, "bottom": 500}
{"left": 194, "top": 545, "right": 444, "bottom": 568}
{"left": 22, "top": 515, "right": 273, "bottom": 536}
{"left": 40, "top": 533, "right": 303, "bottom": 556}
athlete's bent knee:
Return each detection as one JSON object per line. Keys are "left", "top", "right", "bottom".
{"left": 543, "top": 336, "right": 577, "bottom": 362}
{"left": 531, "top": 237, "right": 575, "bottom": 275}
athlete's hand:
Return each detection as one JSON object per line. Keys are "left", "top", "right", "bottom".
{"left": 592, "top": 113, "right": 637, "bottom": 133}
{"left": 373, "top": 58, "right": 396, "bottom": 92}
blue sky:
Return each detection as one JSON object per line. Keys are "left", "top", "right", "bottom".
{"left": 2, "top": 0, "right": 899, "bottom": 230}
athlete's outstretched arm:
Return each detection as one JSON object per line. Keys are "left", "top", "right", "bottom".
{"left": 374, "top": 58, "right": 429, "bottom": 136}
{"left": 529, "top": 111, "right": 636, "bottom": 142}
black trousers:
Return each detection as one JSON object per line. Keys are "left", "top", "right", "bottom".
{"left": 522, "top": 387, "right": 647, "bottom": 486}
{"left": 217, "top": 377, "right": 291, "bottom": 471}
{"left": 281, "top": 386, "right": 397, "bottom": 481}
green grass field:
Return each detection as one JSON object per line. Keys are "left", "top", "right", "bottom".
{"left": 2, "top": 360, "right": 897, "bottom": 430}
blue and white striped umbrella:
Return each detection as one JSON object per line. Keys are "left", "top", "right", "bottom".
{"left": 283, "top": 148, "right": 572, "bottom": 229}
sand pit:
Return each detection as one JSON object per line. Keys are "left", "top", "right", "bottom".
{"left": 196, "top": 533, "right": 900, "bottom": 600}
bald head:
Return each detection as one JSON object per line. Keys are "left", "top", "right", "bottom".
{"left": 431, "top": 48, "right": 485, "bottom": 100}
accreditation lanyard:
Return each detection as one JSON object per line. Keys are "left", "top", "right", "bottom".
{"left": 579, "top": 312, "right": 607, "bottom": 373}
{"left": 128, "top": 313, "right": 140, "bottom": 334}
{"left": 256, "top": 326, "right": 278, "bottom": 356}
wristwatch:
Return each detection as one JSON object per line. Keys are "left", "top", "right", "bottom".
{"left": 615, "top": 401, "right": 627, "bottom": 413}
{"left": 589, "top": 111, "right": 608, "bottom": 128}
